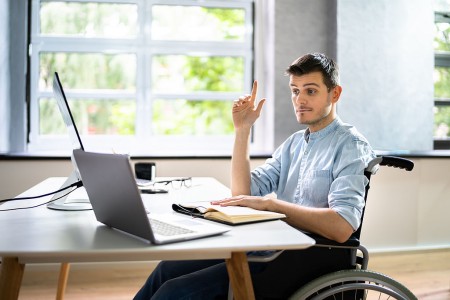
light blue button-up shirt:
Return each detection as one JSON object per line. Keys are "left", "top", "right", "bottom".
{"left": 250, "top": 117, "right": 376, "bottom": 230}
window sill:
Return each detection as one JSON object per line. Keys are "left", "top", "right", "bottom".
{"left": 1, "top": 150, "right": 450, "bottom": 160}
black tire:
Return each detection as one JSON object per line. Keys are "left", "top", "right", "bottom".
{"left": 288, "top": 269, "right": 417, "bottom": 300}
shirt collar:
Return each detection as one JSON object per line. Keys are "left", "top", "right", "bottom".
{"left": 303, "top": 116, "right": 342, "bottom": 142}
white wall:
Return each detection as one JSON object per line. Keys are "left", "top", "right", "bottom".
{"left": 361, "top": 158, "right": 450, "bottom": 251}
{"left": 1, "top": 157, "right": 449, "bottom": 252}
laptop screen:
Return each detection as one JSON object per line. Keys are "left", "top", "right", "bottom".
{"left": 53, "top": 72, "right": 84, "bottom": 151}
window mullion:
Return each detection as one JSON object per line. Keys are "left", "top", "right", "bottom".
{"left": 135, "top": 0, "right": 150, "bottom": 140}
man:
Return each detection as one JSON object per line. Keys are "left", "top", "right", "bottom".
{"left": 134, "top": 53, "right": 376, "bottom": 300}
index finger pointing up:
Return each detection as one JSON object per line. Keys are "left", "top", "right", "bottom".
{"left": 250, "top": 80, "right": 258, "bottom": 105}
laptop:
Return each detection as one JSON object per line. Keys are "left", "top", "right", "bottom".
{"left": 48, "top": 71, "right": 157, "bottom": 212}
{"left": 72, "top": 149, "right": 229, "bottom": 244}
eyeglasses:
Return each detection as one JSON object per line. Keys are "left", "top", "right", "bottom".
{"left": 153, "top": 177, "right": 192, "bottom": 189}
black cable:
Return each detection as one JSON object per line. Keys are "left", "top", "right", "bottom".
{"left": 0, "top": 180, "right": 83, "bottom": 204}
{"left": 0, "top": 186, "right": 80, "bottom": 212}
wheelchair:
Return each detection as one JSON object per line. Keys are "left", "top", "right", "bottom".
{"left": 239, "top": 156, "right": 417, "bottom": 300}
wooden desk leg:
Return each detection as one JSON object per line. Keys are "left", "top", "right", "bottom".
{"left": 225, "top": 252, "right": 255, "bottom": 300}
{"left": 56, "top": 263, "right": 71, "bottom": 300}
{"left": 0, "top": 257, "right": 25, "bottom": 300}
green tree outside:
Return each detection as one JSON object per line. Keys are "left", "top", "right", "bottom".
{"left": 39, "top": 2, "right": 245, "bottom": 137}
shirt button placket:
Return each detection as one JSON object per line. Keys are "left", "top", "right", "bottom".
{"left": 295, "top": 152, "right": 307, "bottom": 203}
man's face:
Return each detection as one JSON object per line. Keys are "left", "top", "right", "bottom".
{"left": 289, "top": 72, "right": 341, "bottom": 132}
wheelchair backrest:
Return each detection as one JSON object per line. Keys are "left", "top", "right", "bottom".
{"left": 352, "top": 156, "right": 414, "bottom": 240}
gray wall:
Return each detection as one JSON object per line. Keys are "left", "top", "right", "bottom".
{"left": 337, "top": 0, "right": 434, "bottom": 151}
{"left": 0, "top": 0, "right": 9, "bottom": 152}
{"left": 274, "top": 0, "right": 338, "bottom": 147}
{"left": 273, "top": 0, "right": 434, "bottom": 151}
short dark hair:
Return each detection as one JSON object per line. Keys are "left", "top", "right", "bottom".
{"left": 285, "top": 53, "right": 340, "bottom": 90}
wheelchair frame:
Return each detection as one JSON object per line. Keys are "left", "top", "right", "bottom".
{"left": 234, "top": 156, "right": 417, "bottom": 300}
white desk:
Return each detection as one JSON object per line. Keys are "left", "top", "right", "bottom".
{"left": 0, "top": 177, "right": 315, "bottom": 300}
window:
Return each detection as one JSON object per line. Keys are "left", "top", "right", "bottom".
{"left": 28, "top": 0, "right": 259, "bottom": 155}
{"left": 434, "top": 1, "right": 450, "bottom": 149}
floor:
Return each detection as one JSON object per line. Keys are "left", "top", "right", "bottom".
{"left": 12, "top": 249, "right": 450, "bottom": 299}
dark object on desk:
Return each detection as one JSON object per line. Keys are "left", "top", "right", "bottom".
{"left": 135, "top": 162, "right": 156, "bottom": 181}
{"left": 141, "top": 188, "right": 168, "bottom": 194}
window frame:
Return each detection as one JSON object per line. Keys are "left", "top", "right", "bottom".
{"left": 434, "top": 11, "right": 450, "bottom": 150}
{"left": 28, "top": 0, "right": 266, "bottom": 156}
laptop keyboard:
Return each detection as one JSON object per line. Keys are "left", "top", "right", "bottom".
{"left": 149, "top": 218, "right": 195, "bottom": 236}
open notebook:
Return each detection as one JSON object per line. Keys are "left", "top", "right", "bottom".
{"left": 172, "top": 201, "right": 286, "bottom": 225}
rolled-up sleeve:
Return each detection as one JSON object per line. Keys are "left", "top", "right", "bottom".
{"left": 250, "top": 154, "right": 282, "bottom": 196}
{"left": 329, "top": 139, "right": 375, "bottom": 230}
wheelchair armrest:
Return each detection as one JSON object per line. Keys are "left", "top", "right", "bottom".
{"left": 380, "top": 156, "right": 414, "bottom": 171}
{"left": 303, "top": 232, "right": 360, "bottom": 248}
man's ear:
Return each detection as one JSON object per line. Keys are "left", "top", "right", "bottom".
{"left": 331, "top": 85, "right": 342, "bottom": 104}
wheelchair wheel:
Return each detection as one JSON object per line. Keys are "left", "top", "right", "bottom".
{"left": 288, "top": 269, "right": 417, "bottom": 300}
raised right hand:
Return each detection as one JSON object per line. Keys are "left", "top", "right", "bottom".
{"left": 232, "top": 80, "right": 266, "bottom": 130}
